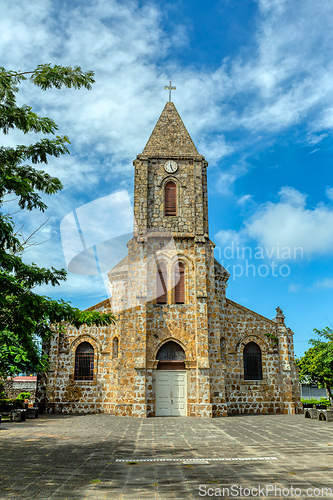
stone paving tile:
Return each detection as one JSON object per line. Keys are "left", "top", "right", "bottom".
{"left": 0, "top": 414, "right": 333, "bottom": 499}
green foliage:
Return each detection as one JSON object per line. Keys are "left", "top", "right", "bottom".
{"left": 16, "top": 392, "right": 31, "bottom": 401}
{"left": 0, "top": 64, "right": 115, "bottom": 377}
{"left": 264, "top": 332, "right": 279, "bottom": 344}
{"left": 297, "top": 327, "right": 333, "bottom": 402}
{"left": 301, "top": 397, "right": 330, "bottom": 406}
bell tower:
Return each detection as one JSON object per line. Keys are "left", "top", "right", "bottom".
{"left": 133, "top": 102, "right": 209, "bottom": 238}
{"left": 124, "top": 100, "right": 218, "bottom": 418}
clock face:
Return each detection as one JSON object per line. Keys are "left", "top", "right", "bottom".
{"left": 164, "top": 160, "right": 178, "bottom": 174}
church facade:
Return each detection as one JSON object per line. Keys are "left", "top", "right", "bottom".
{"left": 41, "top": 102, "right": 302, "bottom": 417}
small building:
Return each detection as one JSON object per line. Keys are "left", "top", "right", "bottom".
{"left": 41, "top": 101, "right": 302, "bottom": 417}
{"left": 4, "top": 376, "right": 37, "bottom": 401}
{"left": 300, "top": 384, "right": 327, "bottom": 400}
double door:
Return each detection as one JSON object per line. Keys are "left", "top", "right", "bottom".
{"left": 155, "top": 371, "right": 187, "bottom": 416}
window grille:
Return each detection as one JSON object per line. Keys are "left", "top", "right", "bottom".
{"left": 243, "top": 342, "right": 263, "bottom": 380}
{"left": 165, "top": 181, "right": 177, "bottom": 216}
{"left": 174, "top": 262, "right": 185, "bottom": 304}
{"left": 156, "top": 341, "right": 185, "bottom": 361}
{"left": 156, "top": 263, "right": 167, "bottom": 304}
{"left": 74, "top": 342, "right": 94, "bottom": 380}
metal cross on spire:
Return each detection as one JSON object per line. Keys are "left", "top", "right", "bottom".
{"left": 164, "top": 81, "right": 176, "bottom": 102}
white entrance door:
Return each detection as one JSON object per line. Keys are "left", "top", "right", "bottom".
{"left": 155, "top": 371, "right": 187, "bottom": 416}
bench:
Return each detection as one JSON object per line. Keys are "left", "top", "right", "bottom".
{"left": 305, "top": 407, "right": 333, "bottom": 421}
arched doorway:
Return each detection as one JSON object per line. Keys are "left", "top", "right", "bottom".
{"left": 155, "top": 341, "right": 187, "bottom": 417}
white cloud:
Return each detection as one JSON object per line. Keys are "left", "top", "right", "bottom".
{"left": 214, "top": 172, "right": 239, "bottom": 195}
{"left": 0, "top": 0, "right": 169, "bottom": 175}
{"left": 228, "top": 187, "right": 333, "bottom": 258}
{"left": 60, "top": 190, "right": 133, "bottom": 274}
{"left": 2, "top": 0, "right": 333, "bottom": 164}
{"left": 215, "top": 229, "right": 244, "bottom": 249}
{"left": 217, "top": 0, "right": 333, "bottom": 138}
{"left": 237, "top": 194, "right": 253, "bottom": 205}
{"left": 213, "top": 160, "right": 250, "bottom": 195}
{"left": 3, "top": 0, "right": 333, "bottom": 304}
{"left": 295, "top": 277, "right": 333, "bottom": 293}
{"left": 215, "top": 186, "right": 333, "bottom": 260}
{"left": 307, "top": 133, "right": 328, "bottom": 145}
{"left": 315, "top": 278, "right": 333, "bottom": 289}
{"left": 197, "top": 135, "right": 233, "bottom": 165}
{"left": 289, "top": 284, "right": 302, "bottom": 293}
{"left": 278, "top": 186, "right": 307, "bottom": 207}
{"left": 326, "top": 187, "right": 333, "bottom": 202}
{"left": 2, "top": 0, "right": 333, "bottom": 192}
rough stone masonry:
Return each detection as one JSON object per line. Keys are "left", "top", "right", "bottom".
{"left": 39, "top": 102, "right": 302, "bottom": 417}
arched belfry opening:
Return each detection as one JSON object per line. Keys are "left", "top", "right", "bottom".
{"left": 156, "top": 341, "right": 185, "bottom": 370}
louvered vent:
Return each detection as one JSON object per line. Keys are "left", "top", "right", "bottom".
{"left": 165, "top": 181, "right": 177, "bottom": 216}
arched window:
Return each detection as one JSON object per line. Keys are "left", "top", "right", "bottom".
{"left": 157, "top": 341, "right": 185, "bottom": 360}
{"left": 165, "top": 181, "right": 177, "bottom": 216}
{"left": 156, "top": 262, "right": 167, "bottom": 304}
{"left": 174, "top": 262, "right": 185, "bottom": 304}
{"left": 243, "top": 342, "right": 263, "bottom": 381}
{"left": 156, "top": 341, "right": 185, "bottom": 370}
{"left": 113, "top": 337, "right": 118, "bottom": 358}
{"left": 74, "top": 342, "right": 94, "bottom": 380}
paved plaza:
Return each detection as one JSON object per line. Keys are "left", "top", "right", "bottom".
{"left": 1, "top": 413, "right": 333, "bottom": 499}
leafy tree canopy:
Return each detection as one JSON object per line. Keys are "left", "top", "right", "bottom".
{"left": 0, "top": 64, "right": 115, "bottom": 378}
{"left": 297, "top": 326, "right": 333, "bottom": 402}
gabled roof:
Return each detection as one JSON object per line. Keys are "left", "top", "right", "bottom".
{"left": 214, "top": 258, "right": 230, "bottom": 281}
{"left": 142, "top": 102, "right": 201, "bottom": 158}
{"left": 107, "top": 255, "right": 128, "bottom": 276}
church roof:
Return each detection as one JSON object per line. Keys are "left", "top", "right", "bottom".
{"left": 142, "top": 102, "right": 201, "bottom": 158}
{"left": 108, "top": 255, "right": 128, "bottom": 276}
{"left": 214, "top": 258, "right": 230, "bottom": 281}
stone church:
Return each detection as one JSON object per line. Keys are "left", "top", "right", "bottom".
{"left": 41, "top": 100, "right": 302, "bottom": 417}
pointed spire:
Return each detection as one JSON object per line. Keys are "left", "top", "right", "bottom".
{"left": 142, "top": 102, "right": 201, "bottom": 158}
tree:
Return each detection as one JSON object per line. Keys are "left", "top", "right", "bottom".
{"left": 297, "top": 327, "right": 333, "bottom": 404}
{"left": 0, "top": 64, "right": 115, "bottom": 378}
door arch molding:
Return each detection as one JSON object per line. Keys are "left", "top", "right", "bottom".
{"left": 156, "top": 340, "right": 186, "bottom": 370}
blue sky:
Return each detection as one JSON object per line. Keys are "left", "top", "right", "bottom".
{"left": 2, "top": 0, "right": 333, "bottom": 357}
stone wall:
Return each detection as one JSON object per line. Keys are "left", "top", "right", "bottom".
{"left": 222, "top": 300, "right": 301, "bottom": 414}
